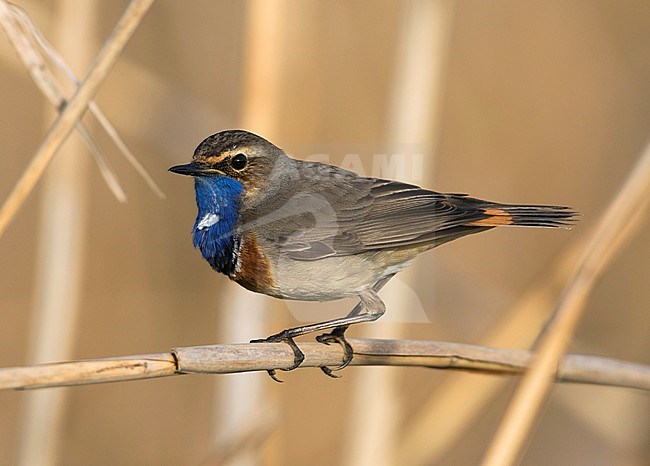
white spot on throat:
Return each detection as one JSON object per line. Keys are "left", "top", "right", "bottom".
{"left": 197, "top": 212, "right": 220, "bottom": 230}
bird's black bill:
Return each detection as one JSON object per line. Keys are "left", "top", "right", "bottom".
{"left": 169, "top": 162, "right": 222, "bottom": 176}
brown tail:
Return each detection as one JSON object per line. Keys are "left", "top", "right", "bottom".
{"left": 467, "top": 204, "right": 579, "bottom": 228}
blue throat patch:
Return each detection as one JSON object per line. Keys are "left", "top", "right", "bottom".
{"left": 192, "top": 175, "right": 244, "bottom": 276}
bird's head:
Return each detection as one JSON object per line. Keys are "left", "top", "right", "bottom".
{"left": 169, "top": 130, "right": 294, "bottom": 207}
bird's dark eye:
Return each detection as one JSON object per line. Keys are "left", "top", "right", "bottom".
{"left": 230, "top": 153, "right": 248, "bottom": 170}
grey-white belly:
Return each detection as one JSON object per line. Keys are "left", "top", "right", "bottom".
{"left": 267, "top": 251, "right": 412, "bottom": 301}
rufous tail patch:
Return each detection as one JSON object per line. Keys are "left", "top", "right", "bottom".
{"left": 468, "top": 208, "right": 514, "bottom": 227}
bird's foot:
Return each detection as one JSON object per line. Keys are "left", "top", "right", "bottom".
{"left": 315, "top": 326, "right": 353, "bottom": 378}
{"left": 251, "top": 331, "right": 305, "bottom": 382}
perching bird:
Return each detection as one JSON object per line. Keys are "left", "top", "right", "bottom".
{"left": 170, "top": 130, "right": 577, "bottom": 379}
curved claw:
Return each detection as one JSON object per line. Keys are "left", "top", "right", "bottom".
{"left": 316, "top": 327, "right": 353, "bottom": 377}
{"left": 251, "top": 334, "right": 305, "bottom": 382}
{"left": 320, "top": 365, "right": 342, "bottom": 378}
{"left": 266, "top": 369, "right": 284, "bottom": 383}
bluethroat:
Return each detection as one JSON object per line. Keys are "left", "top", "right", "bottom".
{"left": 170, "top": 130, "right": 577, "bottom": 379}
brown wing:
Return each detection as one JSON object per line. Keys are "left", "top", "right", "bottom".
{"left": 244, "top": 163, "right": 576, "bottom": 261}
{"left": 348, "top": 179, "right": 576, "bottom": 251}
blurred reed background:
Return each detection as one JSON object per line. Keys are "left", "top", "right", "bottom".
{"left": 0, "top": 1, "right": 649, "bottom": 465}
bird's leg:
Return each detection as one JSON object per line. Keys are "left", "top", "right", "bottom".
{"left": 316, "top": 287, "right": 387, "bottom": 377}
{"left": 250, "top": 307, "right": 374, "bottom": 382}
{"left": 252, "top": 274, "right": 394, "bottom": 381}
{"left": 316, "top": 274, "right": 395, "bottom": 377}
